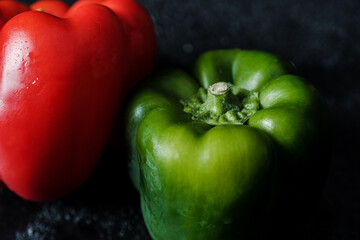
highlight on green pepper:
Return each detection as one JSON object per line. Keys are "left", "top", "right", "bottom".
{"left": 125, "top": 49, "right": 331, "bottom": 239}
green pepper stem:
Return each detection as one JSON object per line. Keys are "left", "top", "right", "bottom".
{"left": 181, "top": 82, "right": 260, "bottom": 125}
{"left": 209, "top": 82, "right": 230, "bottom": 95}
{"left": 203, "top": 82, "right": 241, "bottom": 117}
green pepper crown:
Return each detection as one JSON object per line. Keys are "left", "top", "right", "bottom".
{"left": 181, "top": 82, "right": 260, "bottom": 125}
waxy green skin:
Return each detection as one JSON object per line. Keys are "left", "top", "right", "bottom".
{"left": 126, "top": 49, "right": 331, "bottom": 239}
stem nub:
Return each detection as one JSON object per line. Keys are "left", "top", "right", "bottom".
{"left": 181, "top": 82, "right": 260, "bottom": 125}
{"left": 209, "top": 82, "right": 230, "bottom": 95}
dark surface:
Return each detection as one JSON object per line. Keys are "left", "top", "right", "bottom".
{"left": 1, "top": 0, "right": 359, "bottom": 239}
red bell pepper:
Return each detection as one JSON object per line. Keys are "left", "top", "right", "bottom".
{"left": 0, "top": 0, "right": 156, "bottom": 201}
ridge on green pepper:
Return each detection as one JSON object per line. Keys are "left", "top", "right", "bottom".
{"left": 125, "top": 49, "right": 331, "bottom": 239}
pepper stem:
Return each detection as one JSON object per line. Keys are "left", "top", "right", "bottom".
{"left": 203, "top": 82, "right": 241, "bottom": 117}
{"left": 209, "top": 82, "right": 230, "bottom": 95}
{"left": 181, "top": 82, "right": 260, "bottom": 125}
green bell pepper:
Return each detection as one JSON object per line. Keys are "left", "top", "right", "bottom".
{"left": 125, "top": 49, "right": 331, "bottom": 239}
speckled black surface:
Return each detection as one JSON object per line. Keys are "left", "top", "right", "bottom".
{"left": 0, "top": 0, "right": 359, "bottom": 239}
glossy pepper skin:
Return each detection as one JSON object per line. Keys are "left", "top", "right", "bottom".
{"left": 126, "top": 49, "right": 331, "bottom": 239}
{"left": 0, "top": 0, "right": 156, "bottom": 201}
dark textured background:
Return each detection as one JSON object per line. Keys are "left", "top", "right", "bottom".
{"left": 0, "top": 0, "right": 359, "bottom": 239}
